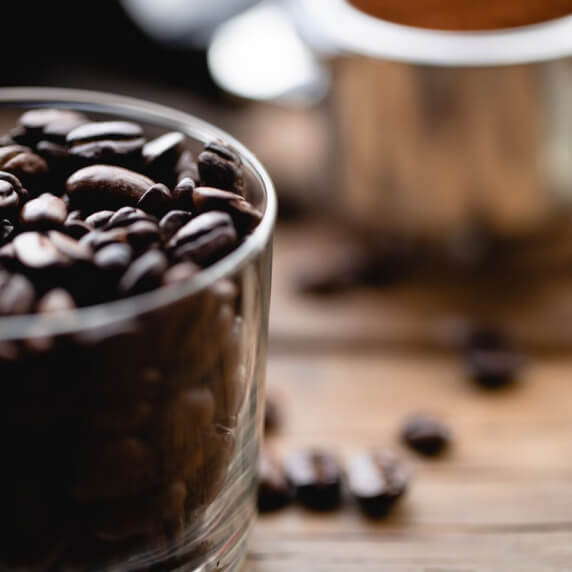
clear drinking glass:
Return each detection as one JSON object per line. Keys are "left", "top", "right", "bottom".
{"left": 0, "top": 87, "right": 276, "bottom": 572}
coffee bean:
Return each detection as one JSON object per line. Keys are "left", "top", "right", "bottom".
{"left": 172, "top": 177, "right": 195, "bottom": 211}
{"left": 175, "top": 149, "right": 198, "bottom": 184}
{"left": 257, "top": 448, "right": 293, "bottom": 513}
{"left": 401, "top": 413, "right": 451, "bottom": 456}
{"left": 94, "top": 243, "right": 133, "bottom": 276}
{"left": 118, "top": 249, "right": 168, "bottom": 296}
{"left": 0, "top": 178, "right": 19, "bottom": 219}
{"left": 80, "top": 228, "right": 128, "bottom": 251}
{"left": 158, "top": 210, "right": 193, "bottom": 244}
{"left": 464, "top": 326, "right": 524, "bottom": 388}
{"left": 0, "top": 271, "right": 36, "bottom": 315}
{"left": 62, "top": 219, "right": 91, "bottom": 239}
{"left": 347, "top": 450, "right": 411, "bottom": 518}
{"left": 106, "top": 206, "right": 156, "bottom": 229}
{"left": 47, "top": 230, "right": 93, "bottom": 264}
{"left": 0, "top": 219, "right": 14, "bottom": 245}
{"left": 167, "top": 211, "right": 238, "bottom": 267}
{"left": 198, "top": 140, "right": 244, "bottom": 194}
{"left": 19, "top": 193, "right": 67, "bottom": 229}
{"left": 143, "top": 131, "right": 185, "bottom": 180}
{"left": 125, "top": 220, "right": 160, "bottom": 252}
{"left": 66, "top": 165, "right": 154, "bottom": 211}
{"left": 162, "top": 261, "right": 199, "bottom": 286}
{"left": 193, "top": 186, "right": 262, "bottom": 234}
{"left": 84, "top": 210, "right": 114, "bottom": 229}
{"left": 36, "top": 288, "right": 76, "bottom": 314}
{"left": 17, "top": 108, "right": 86, "bottom": 144}
{"left": 285, "top": 449, "right": 342, "bottom": 511}
{"left": 12, "top": 232, "right": 68, "bottom": 270}
{"left": 0, "top": 145, "right": 48, "bottom": 195}
{"left": 67, "top": 121, "right": 145, "bottom": 167}
{"left": 137, "top": 183, "right": 172, "bottom": 218}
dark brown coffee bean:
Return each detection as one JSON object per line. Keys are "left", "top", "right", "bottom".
{"left": 167, "top": 211, "right": 238, "bottom": 267}
{"left": 162, "top": 261, "right": 199, "bottom": 286}
{"left": 464, "top": 326, "right": 524, "bottom": 388}
{"left": 198, "top": 140, "right": 244, "bottom": 194}
{"left": 80, "top": 228, "right": 128, "bottom": 251}
{"left": 257, "top": 448, "right": 293, "bottom": 513}
{"left": 106, "top": 206, "right": 156, "bottom": 229}
{"left": 0, "top": 178, "right": 19, "bottom": 218}
{"left": 67, "top": 121, "right": 143, "bottom": 145}
{"left": 0, "top": 145, "right": 48, "bottom": 195}
{"left": 47, "top": 230, "right": 93, "bottom": 264}
{"left": 94, "top": 243, "right": 133, "bottom": 277}
{"left": 66, "top": 165, "right": 154, "bottom": 211}
{"left": 193, "top": 186, "right": 262, "bottom": 234}
{"left": 62, "top": 219, "right": 91, "bottom": 239}
{"left": 143, "top": 131, "right": 185, "bottom": 180}
{"left": 17, "top": 109, "right": 86, "bottom": 143}
{"left": 118, "top": 249, "right": 168, "bottom": 296}
{"left": 347, "top": 450, "right": 411, "bottom": 518}
{"left": 137, "top": 183, "right": 172, "bottom": 218}
{"left": 401, "top": 413, "right": 451, "bottom": 457}
{"left": 172, "top": 176, "right": 195, "bottom": 211}
{"left": 285, "top": 449, "right": 342, "bottom": 511}
{"left": 0, "top": 171, "right": 26, "bottom": 200}
{"left": 19, "top": 193, "right": 67, "bottom": 229}
{"left": 0, "top": 270, "right": 36, "bottom": 315}
{"left": 66, "top": 209, "right": 83, "bottom": 222}
{"left": 0, "top": 219, "right": 14, "bottom": 245}
{"left": 36, "top": 288, "right": 76, "bottom": 314}
{"left": 158, "top": 209, "right": 193, "bottom": 242}
{"left": 12, "top": 232, "right": 68, "bottom": 270}
{"left": 125, "top": 220, "right": 160, "bottom": 252}
{"left": 84, "top": 210, "right": 114, "bottom": 229}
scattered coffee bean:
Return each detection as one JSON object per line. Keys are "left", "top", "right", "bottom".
{"left": 125, "top": 220, "right": 160, "bottom": 252}
{"left": 401, "top": 413, "right": 451, "bottom": 457}
{"left": 143, "top": 131, "right": 185, "bottom": 181}
{"left": 85, "top": 210, "right": 115, "bottom": 229}
{"left": 17, "top": 108, "right": 87, "bottom": 145}
{"left": 105, "top": 206, "right": 156, "bottom": 229}
{"left": 80, "top": 228, "right": 128, "bottom": 251}
{"left": 12, "top": 232, "right": 68, "bottom": 270}
{"left": 158, "top": 209, "right": 193, "bottom": 242}
{"left": 118, "top": 249, "right": 168, "bottom": 296}
{"left": 36, "top": 288, "right": 76, "bottom": 314}
{"left": 285, "top": 449, "right": 342, "bottom": 511}
{"left": 168, "top": 211, "right": 238, "bottom": 267}
{"left": 172, "top": 176, "right": 195, "bottom": 211}
{"left": 19, "top": 193, "right": 67, "bottom": 229}
{"left": 0, "top": 144, "right": 48, "bottom": 194}
{"left": 94, "top": 243, "right": 133, "bottom": 276}
{"left": 0, "top": 270, "right": 36, "bottom": 315}
{"left": 63, "top": 219, "right": 92, "bottom": 239}
{"left": 464, "top": 326, "right": 524, "bottom": 388}
{"left": 198, "top": 140, "right": 244, "bottom": 194}
{"left": 347, "top": 450, "right": 411, "bottom": 518}
{"left": 257, "top": 448, "right": 294, "bottom": 513}
{"left": 137, "top": 183, "right": 172, "bottom": 218}
{"left": 47, "top": 230, "right": 93, "bottom": 264}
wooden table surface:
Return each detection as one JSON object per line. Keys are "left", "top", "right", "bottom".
{"left": 244, "top": 217, "right": 572, "bottom": 571}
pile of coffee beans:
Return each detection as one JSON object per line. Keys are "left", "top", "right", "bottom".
{"left": 0, "top": 108, "right": 265, "bottom": 570}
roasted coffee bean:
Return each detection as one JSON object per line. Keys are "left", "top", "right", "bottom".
{"left": 80, "top": 228, "right": 128, "bottom": 251}
{"left": 347, "top": 450, "right": 411, "bottom": 518}
{"left": 47, "top": 230, "right": 93, "bottom": 264}
{"left": 106, "top": 206, "right": 156, "bottom": 229}
{"left": 143, "top": 131, "right": 185, "bottom": 180}
{"left": 158, "top": 209, "right": 193, "bottom": 242}
{"left": 193, "top": 186, "right": 262, "bottom": 234}
{"left": 63, "top": 219, "right": 91, "bottom": 239}
{"left": 0, "top": 178, "right": 19, "bottom": 218}
{"left": 17, "top": 108, "right": 87, "bottom": 145}
{"left": 401, "top": 413, "right": 451, "bottom": 456}
{"left": 19, "top": 193, "right": 67, "bottom": 229}
{"left": 168, "top": 211, "right": 238, "bottom": 267}
{"left": 67, "top": 121, "right": 145, "bottom": 166}
{"left": 66, "top": 209, "right": 83, "bottom": 222}
{"left": 118, "top": 249, "right": 168, "bottom": 296}
{"left": 285, "top": 449, "right": 342, "bottom": 511}
{"left": 12, "top": 232, "right": 68, "bottom": 270}
{"left": 36, "top": 288, "right": 76, "bottom": 313}
{"left": 137, "top": 183, "right": 172, "bottom": 218}
{"left": 94, "top": 243, "right": 133, "bottom": 277}
{"left": 172, "top": 176, "right": 195, "bottom": 211}
{"left": 125, "top": 220, "right": 160, "bottom": 252}
{"left": 464, "top": 326, "right": 524, "bottom": 388}
{"left": 66, "top": 165, "right": 154, "bottom": 211}
{"left": 162, "top": 261, "right": 199, "bottom": 286}
{"left": 0, "top": 171, "right": 26, "bottom": 200}
{"left": 257, "top": 448, "right": 293, "bottom": 513}
{"left": 85, "top": 209, "right": 114, "bottom": 229}
{"left": 0, "top": 271, "right": 36, "bottom": 315}
{"left": 0, "top": 144, "right": 48, "bottom": 195}
{"left": 198, "top": 140, "right": 244, "bottom": 194}
{"left": 0, "top": 219, "right": 14, "bottom": 245}
{"left": 175, "top": 149, "right": 199, "bottom": 184}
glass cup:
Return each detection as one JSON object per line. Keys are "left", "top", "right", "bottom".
{"left": 0, "top": 87, "right": 276, "bottom": 571}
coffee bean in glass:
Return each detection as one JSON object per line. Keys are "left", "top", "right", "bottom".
{"left": 0, "top": 219, "right": 14, "bottom": 245}
{"left": 198, "top": 141, "right": 245, "bottom": 194}
{"left": 19, "top": 193, "right": 67, "bottom": 230}
{"left": 401, "top": 413, "right": 451, "bottom": 457}
{"left": 137, "top": 183, "right": 172, "bottom": 218}
{"left": 0, "top": 179, "right": 19, "bottom": 219}
{"left": 36, "top": 288, "right": 76, "bottom": 313}
{"left": 0, "top": 145, "right": 48, "bottom": 195}
{"left": 285, "top": 449, "right": 342, "bottom": 511}
{"left": 118, "top": 248, "right": 168, "bottom": 296}
{"left": 0, "top": 270, "right": 35, "bottom": 315}
{"left": 143, "top": 131, "right": 185, "bottom": 182}
{"left": 347, "top": 450, "right": 411, "bottom": 518}
{"left": 172, "top": 177, "right": 195, "bottom": 211}
{"left": 257, "top": 448, "right": 293, "bottom": 513}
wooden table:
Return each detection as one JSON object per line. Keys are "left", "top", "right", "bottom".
{"left": 245, "top": 218, "right": 572, "bottom": 571}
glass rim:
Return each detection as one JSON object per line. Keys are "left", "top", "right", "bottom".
{"left": 0, "top": 86, "right": 277, "bottom": 340}
{"left": 294, "top": 0, "right": 572, "bottom": 67}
